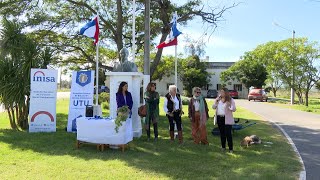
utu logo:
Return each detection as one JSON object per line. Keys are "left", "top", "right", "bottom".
{"left": 73, "top": 100, "right": 89, "bottom": 106}
{"left": 33, "top": 71, "right": 55, "bottom": 82}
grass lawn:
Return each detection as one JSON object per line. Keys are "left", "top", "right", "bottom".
{"left": 267, "top": 97, "right": 320, "bottom": 115}
{"left": 0, "top": 98, "right": 301, "bottom": 179}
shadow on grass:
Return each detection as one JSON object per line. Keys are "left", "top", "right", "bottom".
{"left": 0, "top": 112, "right": 301, "bottom": 179}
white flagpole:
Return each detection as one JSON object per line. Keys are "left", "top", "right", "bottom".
{"left": 95, "top": 14, "right": 99, "bottom": 106}
{"left": 132, "top": 0, "right": 136, "bottom": 62}
{"left": 174, "top": 11, "right": 178, "bottom": 87}
{"left": 175, "top": 44, "right": 177, "bottom": 86}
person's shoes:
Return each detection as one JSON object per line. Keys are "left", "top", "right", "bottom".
{"left": 221, "top": 148, "right": 226, "bottom": 152}
{"left": 229, "top": 150, "right": 234, "bottom": 153}
{"left": 154, "top": 137, "right": 158, "bottom": 142}
{"left": 147, "top": 137, "right": 150, "bottom": 141}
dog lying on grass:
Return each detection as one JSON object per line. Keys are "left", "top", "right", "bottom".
{"left": 241, "top": 135, "right": 261, "bottom": 147}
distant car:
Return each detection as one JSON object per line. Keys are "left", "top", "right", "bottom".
{"left": 94, "top": 85, "right": 110, "bottom": 94}
{"left": 248, "top": 88, "right": 268, "bottom": 102}
{"left": 207, "top": 89, "right": 218, "bottom": 98}
{"left": 229, "top": 90, "right": 239, "bottom": 99}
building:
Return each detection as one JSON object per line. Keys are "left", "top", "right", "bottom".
{"left": 154, "top": 62, "right": 249, "bottom": 98}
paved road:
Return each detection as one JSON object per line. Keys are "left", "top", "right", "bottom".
{"left": 236, "top": 99, "right": 320, "bottom": 180}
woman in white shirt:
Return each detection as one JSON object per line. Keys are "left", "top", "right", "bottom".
{"left": 188, "top": 87, "right": 209, "bottom": 145}
{"left": 212, "top": 87, "right": 237, "bottom": 153}
{"left": 163, "top": 85, "right": 183, "bottom": 143}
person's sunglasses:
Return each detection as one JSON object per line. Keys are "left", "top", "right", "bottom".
{"left": 196, "top": 91, "right": 201, "bottom": 94}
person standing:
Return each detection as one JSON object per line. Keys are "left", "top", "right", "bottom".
{"left": 116, "top": 82, "right": 133, "bottom": 116}
{"left": 212, "top": 87, "right": 236, "bottom": 153}
{"left": 188, "top": 87, "right": 209, "bottom": 145}
{"left": 163, "top": 85, "right": 183, "bottom": 144}
{"left": 144, "top": 82, "right": 160, "bottom": 141}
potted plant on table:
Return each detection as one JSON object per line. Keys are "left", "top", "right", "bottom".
{"left": 115, "top": 106, "right": 130, "bottom": 133}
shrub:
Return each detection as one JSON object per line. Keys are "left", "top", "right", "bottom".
{"left": 94, "top": 92, "right": 110, "bottom": 104}
{"left": 102, "top": 102, "right": 109, "bottom": 109}
{"left": 181, "top": 96, "right": 190, "bottom": 105}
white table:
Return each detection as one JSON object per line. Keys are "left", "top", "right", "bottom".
{"left": 76, "top": 117, "right": 133, "bottom": 151}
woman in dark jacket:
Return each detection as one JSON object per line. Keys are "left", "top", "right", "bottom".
{"left": 144, "top": 82, "right": 160, "bottom": 141}
{"left": 116, "top": 82, "right": 133, "bottom": 116}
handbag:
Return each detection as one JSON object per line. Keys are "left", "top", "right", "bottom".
{"left": 138, "top": 105, "right": 147, "bottom": 117}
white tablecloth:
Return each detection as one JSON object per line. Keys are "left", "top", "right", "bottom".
{"left": 76, "top": 117, "right": 133, "bottom": 145}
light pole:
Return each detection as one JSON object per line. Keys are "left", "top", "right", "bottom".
{"left": 273, "top": 22, "right": 295, "bottom": 105}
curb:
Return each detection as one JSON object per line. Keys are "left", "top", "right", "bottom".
{"left": 241, "top": 107, "right": 306, "bottom": 180}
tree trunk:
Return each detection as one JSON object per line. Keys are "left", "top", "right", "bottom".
{"left": 116, "top": 0, "right": 124, "bottom": 54}
{"left": 7, "top": 109, "right": 15, "bottom": 130}
{"left": 305, "top": 91, "right": 309, "bottom": 106}
{"left": 272, "top": 87, "right": 277, "bottom": 97}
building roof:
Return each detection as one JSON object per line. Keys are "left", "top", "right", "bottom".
{"left": 207, "top": 62, "right": 235, "bottom": 69}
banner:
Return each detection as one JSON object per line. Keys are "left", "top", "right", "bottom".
{"left": 67, "top": 71, "right": 94, "bottom": 132}
{"left": 29, "top": 69, "right": 58, "bottom": 132}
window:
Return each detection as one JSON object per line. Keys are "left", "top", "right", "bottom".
{"left": 217, "top": 84, "right": 222, "bottom": 90}
{"left": 202, "top": 84, "right": 210, "bottom": 90}
{"left": 234, "top": 84, "right": 242, "bottom": 91}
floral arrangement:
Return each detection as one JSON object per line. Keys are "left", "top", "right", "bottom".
{"left": 115, "top": 106, "right": 130, "bottom": 133}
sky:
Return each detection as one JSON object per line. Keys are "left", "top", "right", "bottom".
{"left": 161, "top": 0, "right": 320, "bottom": 62}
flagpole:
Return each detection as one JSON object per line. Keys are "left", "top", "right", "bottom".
{"left": 95, "top": 14, "right": 99, "bottom": 106}
{"left": 132, "top": 0, "right": 136, "bottom": 62}
{"left": 175, "top": 44, "right": 177, "bottom": 86}
{"left": 174, "top": 11, "right": 178, "bottom": 87}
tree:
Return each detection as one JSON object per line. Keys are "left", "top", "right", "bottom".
{"left": 179, "top": 55, "right": 211, "bottom": 97}
{"left": 265, "top": 73, "right": 282, "bottom": 97}
{"left": 136, "top": 53, "right": 176, "bottom": 81}
{"left": 0, "top": 18, "right": 51, "bottom": 130}
{"left": 221, "top": 51, "right": 268, "bottom": 89}
{"left": 0, "top": 0, "right": 237, "bottom": 79}
{"left": 316, "top": 81, "right": 320, "bottom": 91}
{"left": 259, "top": 38, "right": 320, "bottom": 106}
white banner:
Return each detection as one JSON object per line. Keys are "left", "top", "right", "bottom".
{"left": 67, "top": 71, "right": 94, "bottom": 132}
{"left": 29, "top": 69, "right": 58, "bottom": 132}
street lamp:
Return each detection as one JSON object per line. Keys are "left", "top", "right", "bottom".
{"left": 273, "top": 22, "right": 295, "bottom": 105}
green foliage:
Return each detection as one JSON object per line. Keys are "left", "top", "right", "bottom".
{"left": 179, "top": 55, "right": 211, "bottom": 97}
{"left": 0, "top": 18, "right": 53, "bottom": 130}
{"left": 115, "top": 106, "right": 130, "bottom": 133}
{"left": 136, "top": 53, "right": 176, "bottom": 81}
{"left": 102, "top": 102, "right": 109, "bottom": 110}
{"left": 0, "top": 0, "right": 236, "bottom": 78}
{"left": 181, "top": 96, "right": 190, "bottom": 105}
{"left": 221, "top": 51, "right": 268, "bottom": 89}
{"left": 316, "top": 81, "right": 320, "bottom": 91}
{"left": 256, "top": 38, "right": 320, "bottom": 105}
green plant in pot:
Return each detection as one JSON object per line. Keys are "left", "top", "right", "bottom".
{"left": 115, "top": 106, "right": 130, "bottom": 133}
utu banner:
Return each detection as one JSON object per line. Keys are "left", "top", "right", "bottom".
{"left": 67, "top": 71, "right": 94, "bottom": 132}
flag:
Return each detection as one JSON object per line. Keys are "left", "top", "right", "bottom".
{"left": 157, "top": 12, "right": 182, "bottom": 49}
{"left": 80, "top": 16, "right": 99, "bottom": 45}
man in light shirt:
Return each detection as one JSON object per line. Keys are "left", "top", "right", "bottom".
{"left": 188, "top": 87, "right": 209, "bottom": 145}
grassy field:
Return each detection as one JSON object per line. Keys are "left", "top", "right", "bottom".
{"left": 267, "top": 90, "right": 320, "bottom": 114}
{"left": 0, "top": 98, "right": 301, "bottom": 179}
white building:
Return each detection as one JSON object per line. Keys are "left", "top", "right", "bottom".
{"left": 154, "top": 62, "right": 249, "bottom": 98}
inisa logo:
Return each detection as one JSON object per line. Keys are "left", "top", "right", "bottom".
{"left": 33, "top": 71, "right": 55, "bottom": 82}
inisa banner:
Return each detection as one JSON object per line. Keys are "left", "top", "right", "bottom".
{"left": 67, "top": 71, "right": 94, "bottom": 132}
{"left": 29, "top": 69, "right": 58, "bottom": 133}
